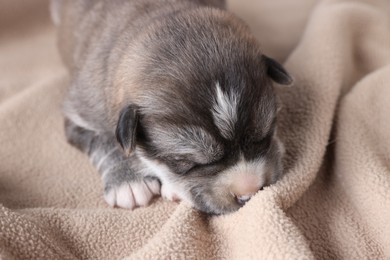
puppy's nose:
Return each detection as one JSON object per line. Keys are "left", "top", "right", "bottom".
{"left": 230, "top": 175, "right": 263, "bottom": 205}
{"left": 236, "top": 194, "right": 253, "bottom": 205}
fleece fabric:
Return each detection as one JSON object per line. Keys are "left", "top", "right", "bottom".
{"left": 0, "top": 0, "right": 389, "bottom": 259}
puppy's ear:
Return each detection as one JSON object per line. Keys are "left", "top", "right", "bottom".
{"left": 263, "top": 55, "right": 293, "bottom": 85}
{"left": 116, "top": 105, "right": 139, "bottom": 156}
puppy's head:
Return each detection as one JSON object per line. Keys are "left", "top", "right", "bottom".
{"left": 115, "top": 10, "right": 292, "bottom": 214}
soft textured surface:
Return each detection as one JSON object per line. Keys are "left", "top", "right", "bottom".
{"left": 1, "top": 0, "right": 389, "bottom": 259}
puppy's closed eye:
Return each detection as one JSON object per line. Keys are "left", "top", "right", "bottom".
{"left": 166, "top": 158, "right": 197, "bottom": 174}
{"left": 168, "top": 155, "right": 222, "bottom": 175}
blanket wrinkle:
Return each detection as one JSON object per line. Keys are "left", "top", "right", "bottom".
{"left": 1, "top": 0, "right": 389, "bottom": 259}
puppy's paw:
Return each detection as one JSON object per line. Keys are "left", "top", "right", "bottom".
{"left": 104, "top": 178, "right": 161, "bottom": 209}
{"left": 161, "top": 182, "right": 181, "bottom": 202}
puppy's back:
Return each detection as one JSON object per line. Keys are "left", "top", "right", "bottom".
{"left": 51, "top": 0, "right": 225, "bottom": 71}
{"left": 52, "top": 0, "right": 231, "bottom": 131}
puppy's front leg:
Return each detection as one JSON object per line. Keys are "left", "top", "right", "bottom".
{"left": 64, "top": 118, "right": 161, "bottom": 209}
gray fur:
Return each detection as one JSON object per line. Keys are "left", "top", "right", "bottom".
{"left": 53, "top": 0, "right": 291, "bottom": 214}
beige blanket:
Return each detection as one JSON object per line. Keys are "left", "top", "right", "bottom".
{"left": 1, "top": 0, "right": 389, "bottom": 259}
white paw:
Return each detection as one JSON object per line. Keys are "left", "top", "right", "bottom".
{"left": 161, "top": 182, "right": 181, "bottom": 202}
{"left": 104, "top": 178, "right": 161, "bottom": 209}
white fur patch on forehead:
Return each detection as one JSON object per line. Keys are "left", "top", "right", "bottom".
{"left": 212, "top": 82, "right": 239, "bottom": 140}
{"left": 150, "top": 125, "right": 223, "bottom": 163}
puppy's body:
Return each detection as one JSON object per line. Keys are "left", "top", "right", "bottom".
{"left": 53, "top": 0, "right": 291, "bottom": 214}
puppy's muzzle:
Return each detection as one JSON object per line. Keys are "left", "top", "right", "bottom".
{"left": 230, "top": 174, "right": 264, "bottom": 205}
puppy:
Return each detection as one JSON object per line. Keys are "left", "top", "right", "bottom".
{"left": 51, "top": 0, "right": 292, "bottom": 214}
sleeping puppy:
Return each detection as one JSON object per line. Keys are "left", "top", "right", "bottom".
{"left": 51, "top": 0, "right": 292, "bottom": 214}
